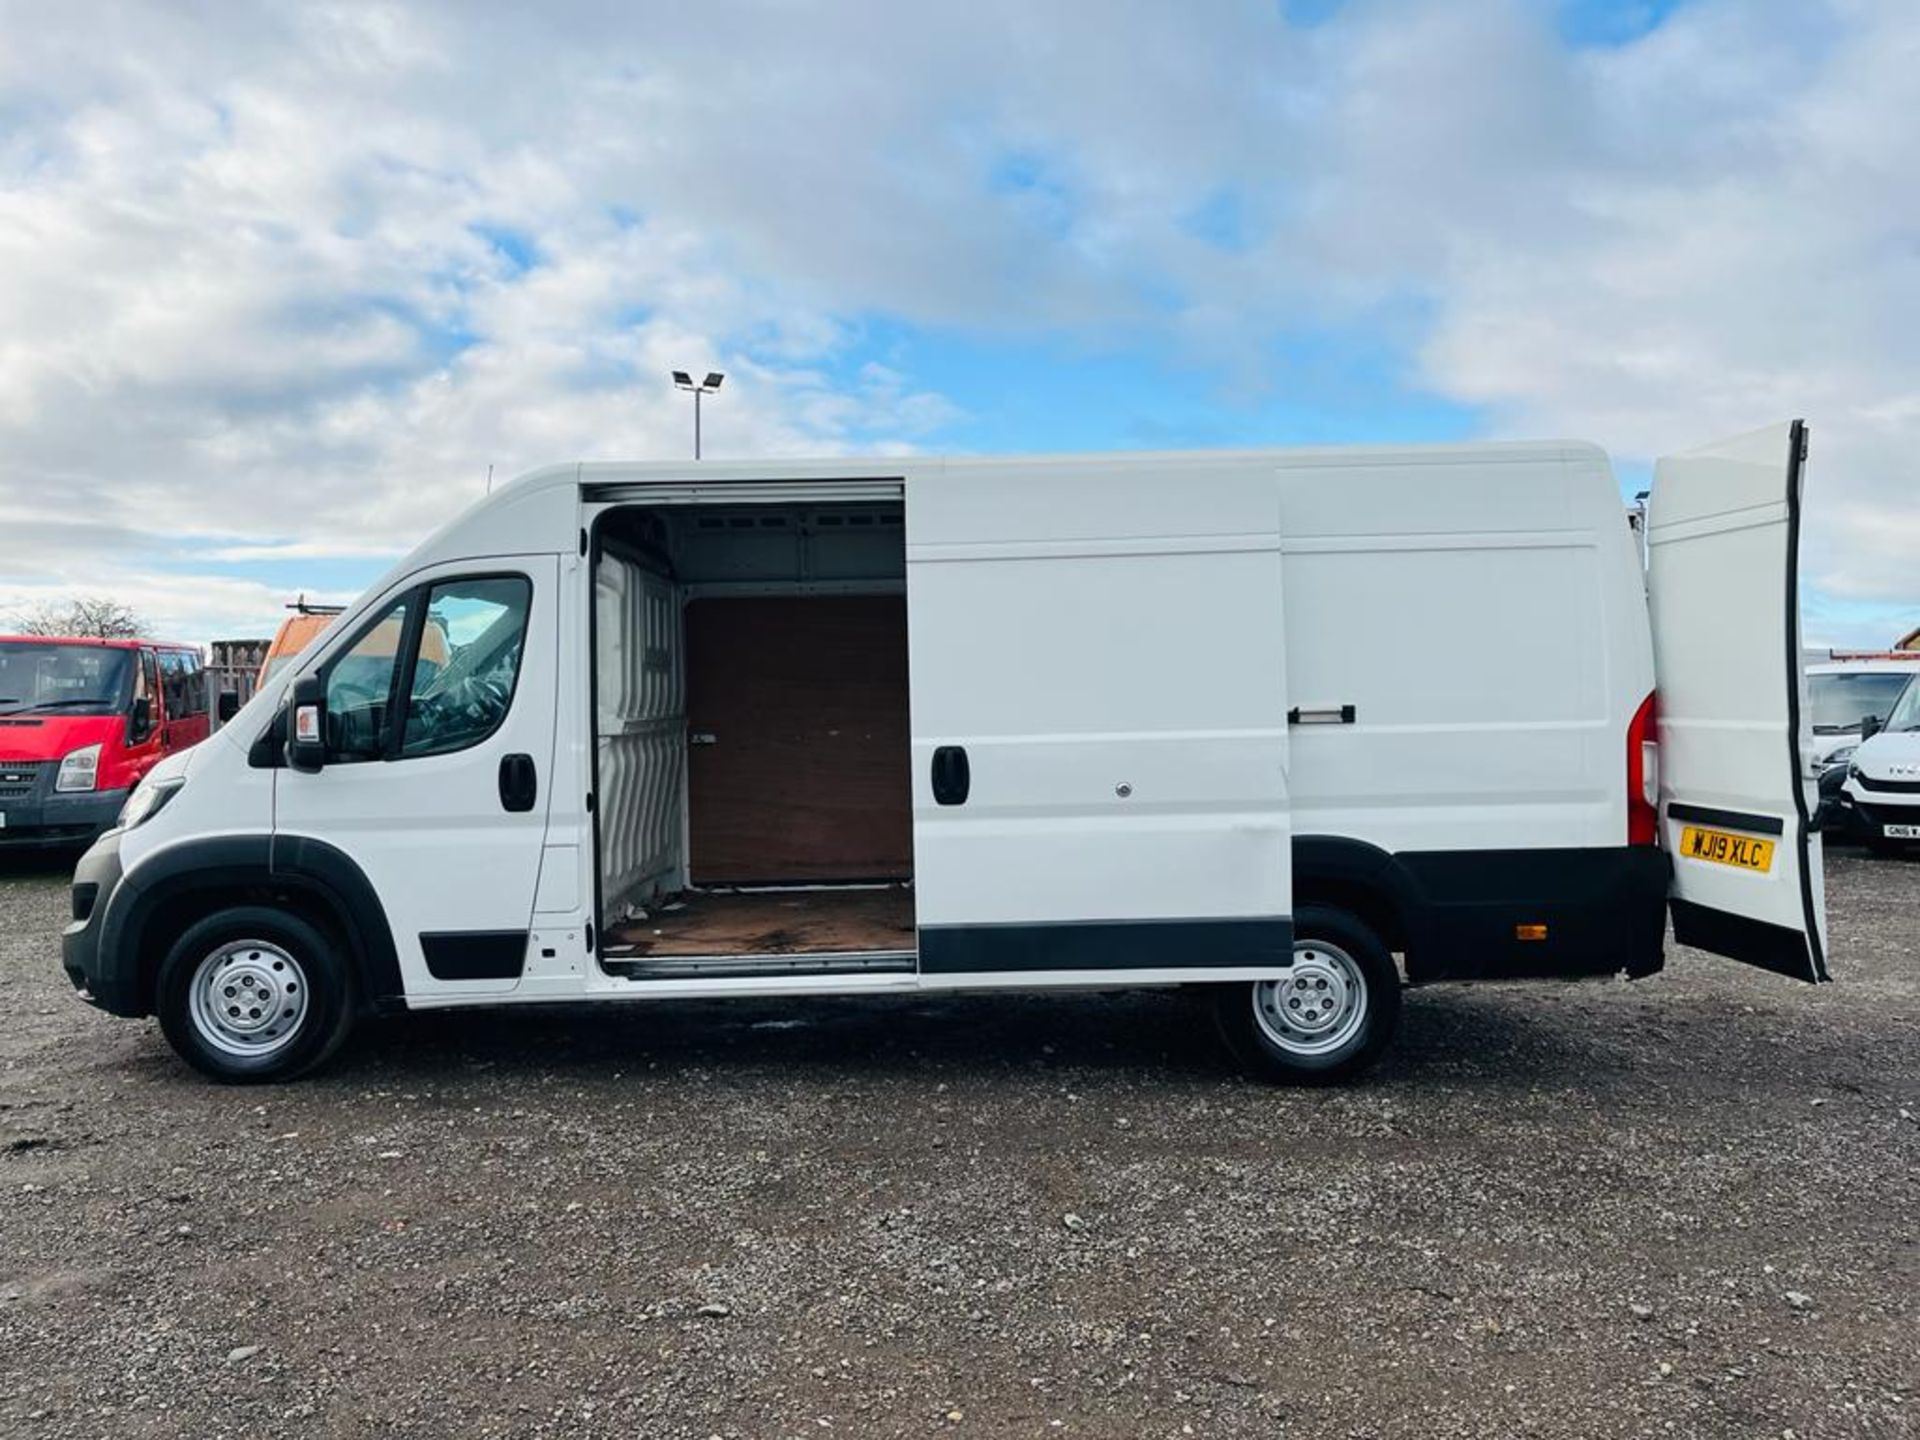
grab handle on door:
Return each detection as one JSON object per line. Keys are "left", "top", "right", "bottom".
{"left": 1288, "top": 704, "right": 1356, "bottom": 725}
{"left": 499, "top": 752, "right": 538, "bottom": 813}
{"left": 931, "top": 745, "right": 970, "bottom": 806}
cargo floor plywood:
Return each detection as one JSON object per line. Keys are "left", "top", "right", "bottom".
{"left": 685, "top": 594, "right": 912, "bottom": 884}
{"left": 603, "top": 885, "right": 916, "bottom": 957}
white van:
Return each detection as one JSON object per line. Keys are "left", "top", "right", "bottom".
{"left": 1804, "top": 655, "right": 1920, "bottom": 770}
{"left": 62, "top": 422, "right": 1830, "bottom": 1084}
{"left": 1837, "top": 674, "right": 1920, "bottom": 849}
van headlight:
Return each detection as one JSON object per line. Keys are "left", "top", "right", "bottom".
{"left": 118, "top": 775, "right": 184, "bottom": 830}
{"left": 55, "top": 743, "right": 101, "bottom": 792}
{"left": 1822, "top": 744, "right": 1857, "bottom": 771}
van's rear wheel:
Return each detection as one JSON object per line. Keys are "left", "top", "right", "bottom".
{"left": 1213, "top": 904, "right": 1401, "bottom": 1084}
{"left": 156, "top": 906, "right": 355, "bottom": 1084}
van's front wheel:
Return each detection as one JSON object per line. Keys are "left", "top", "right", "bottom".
{"left": 1213, "top": 904, "right": 1401, "bottom": 1084}
{"left": 156, "top": 906, "right": 356, "bottom": 1083}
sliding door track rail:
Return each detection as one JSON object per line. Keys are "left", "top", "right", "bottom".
{"left": 603, "top": 950, "right": 918, "bottom": 982}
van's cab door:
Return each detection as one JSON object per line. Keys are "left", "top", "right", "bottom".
{"left": 1647, "top": 421, "right": 1827, "bottom": 981}
{"left": 906, "top": 460, "right": 1292, "bottom": 981}
{"left": 123, "top": 648, "right": 165, "bottom": 782}
{"left": 273, "top": 556, "right": 560, "bottom": 998}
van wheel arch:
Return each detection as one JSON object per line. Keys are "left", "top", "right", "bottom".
{"left": 1291, "top": 835, "right": 1425, "bottom": 978}
{"left": 117, "top": 837, "right": 403, "bottom": 1018}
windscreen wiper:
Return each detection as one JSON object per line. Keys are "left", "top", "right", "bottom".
{"left": 1, "top": 697, "right": 114, "bottom": 715}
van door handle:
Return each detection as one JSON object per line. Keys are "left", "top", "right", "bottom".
{"left": 1288, "top": 704, "right": 1356, "bottom": 725}
{"left": 499, "top": 753, "right": 538, "bottom": 812}
{"left": 931, "top": 745, "right": 970, "bottom": 806}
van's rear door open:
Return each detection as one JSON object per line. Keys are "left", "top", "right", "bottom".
{"left": 906, "top": 459, "right": 1292, "bottom": 981}
{"left": 1648, "top": 420, "right": 1828, "bottom": 981}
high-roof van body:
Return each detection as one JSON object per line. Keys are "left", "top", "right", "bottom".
{"left": 61, "top": 423, "right": 1828, "bottom": 1082}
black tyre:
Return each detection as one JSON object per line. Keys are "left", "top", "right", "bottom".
{"left": 1212, "top": 903, "right": 1402, "bottom": 1084}
{"left": 155, "top": 905, "right": 356, "bottom": 1083}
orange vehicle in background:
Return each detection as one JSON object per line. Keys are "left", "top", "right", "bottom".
{"left": 258, "top": 601, "right": 343, "bottom": 687}
{"left": 257, "top": 601, "right": 448, "bottom": 689}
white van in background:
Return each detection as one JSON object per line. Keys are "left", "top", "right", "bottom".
{"left": 1837, "top": 675, "right": 1920, "bottom": 851}
{"left": 62, "top": 422, "right": 1828, "bottom": 1084}
{"left": 1804, "top": 655, "right": 1920, "bottom": 771}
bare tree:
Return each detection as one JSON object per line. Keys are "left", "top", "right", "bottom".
{"left": 11, "top": 595, "right": 149, "bottom": 639}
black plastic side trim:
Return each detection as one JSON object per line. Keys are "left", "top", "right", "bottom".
{"left": 89, "top": 834, "right": 274, "bottom": 1015}
{"left": 917, "top": 917, "right": 1292, "bottom": 974}
{"left": 1293, "top": 834, "right": 1427, "bottom": 955}
{"left": 272, "top": 834, "right": 406, "bottom": 1011}
{"left": 420, "top": 930, "right": 528, "bottom": 981}
{"left": 1671, "top": 898, "right": 1820, "bottom": 983}
{"left": 1667, "top": 802, "right": 1785, "bottom": 836}
{"left": 1393, "top": 844, "right": 1670, "bottom": 983}
{"left": 82, "top": 833, "right": 405, "bottom": 1017}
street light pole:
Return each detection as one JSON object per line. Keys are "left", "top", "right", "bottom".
{"left": 672, "top": 370, "right": 725, "bottom": 459}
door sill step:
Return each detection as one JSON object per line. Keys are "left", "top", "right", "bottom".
{"left": 604, "top": 949, "right": 918, "bottom": 981}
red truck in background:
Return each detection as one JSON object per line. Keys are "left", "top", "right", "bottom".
{"left": 0, "top": 636, "right": 212, "bottom": 847}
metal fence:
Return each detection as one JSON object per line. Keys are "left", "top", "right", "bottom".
{"left": 207, "top": 638, "right": 268, "bottom": 731}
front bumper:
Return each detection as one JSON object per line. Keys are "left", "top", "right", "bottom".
{"left": 0, "top": 774, "right": 128, "bottom": 848}
{"left": 62, "top": 828, "right": 133, "bottom": 1012}
{"left": 1841, "top": 776, "right": 1920, "bottom": 840}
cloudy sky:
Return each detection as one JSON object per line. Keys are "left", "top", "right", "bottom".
{"left": 1, "top": 0, "right": 1915, "bottom": 645}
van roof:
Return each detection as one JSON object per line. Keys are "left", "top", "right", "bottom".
{"left": 504, "top": 438, "right": 1612, "bottom": 492}
{"left": 1807, "top": 655, "right": 1920, "bottom": 673}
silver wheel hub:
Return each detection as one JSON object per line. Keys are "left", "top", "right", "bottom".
{"left": 187, "top": 940, "right": 309, "bottom": 1059}
{"left": 1252, "top": 941, "right": 1368, "bottom": 1056}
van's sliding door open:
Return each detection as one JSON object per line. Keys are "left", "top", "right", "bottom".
{"left": 905, "top": 460, "right": 1292, "bottom": 982}
{"left": 1648, "top": 420, "right": 1828, "bottom": 981}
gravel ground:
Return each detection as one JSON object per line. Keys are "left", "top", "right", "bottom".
{"left": 1, "top": 848, "right": 1915, "bottom": 1439}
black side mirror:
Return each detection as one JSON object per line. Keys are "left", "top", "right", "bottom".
{"left": 217, "top": 690, "right": 240, "bottom": 723}
{"left": 287, "top": 674, "right": 327, "bottom": 773}
{"left": 128, "top": 695, "right": 152, "bottom": 743}
{"left": 1861, "top": 714, "right": 1883, "bottom": 741}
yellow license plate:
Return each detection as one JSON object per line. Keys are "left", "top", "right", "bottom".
{"left": 1679, "top": 826, "right": 1774, "bottom": 872}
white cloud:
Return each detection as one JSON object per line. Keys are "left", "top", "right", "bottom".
{"left": 1274, "top": 0, "right": 1920, "bottom": 625}
{"left": 0, "top": 0, "right": 1914, "bottom": 646}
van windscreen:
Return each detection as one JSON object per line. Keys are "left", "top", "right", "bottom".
{"left": 0, "top": 642, "right": 134, "bottom": 716}
{"left": 1807, "top": 671, "right": 1913, "bottom": 733}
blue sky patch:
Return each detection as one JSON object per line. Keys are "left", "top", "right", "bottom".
{"left": 470, "top": 223, "right": 540, "bottom": 275}
{"left": 1555, "top": 0, "right": 1689, "bottom": 48}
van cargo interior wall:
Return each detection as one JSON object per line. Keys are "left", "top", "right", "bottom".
{"left": 596, "top": 536, "right": 684, "bottom": 917}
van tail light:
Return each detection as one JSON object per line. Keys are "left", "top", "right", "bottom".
{"left": 1627, "top": 690, "right": 1659, "bottom": 846}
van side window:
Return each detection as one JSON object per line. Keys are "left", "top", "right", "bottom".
{"left": 133, "top": 650, "right": 159, "bottom": 740}
{"left": 158, "top": 649, "right": 207, "bottom": 719}
{"left": 324, "top": 600, "right": 411, "bottom": 762}
{"left": 399, "top": 577, "right": 531, "bottom": 758}
{"left": 177, "top": 650, "right": 207, "bottom": 717}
